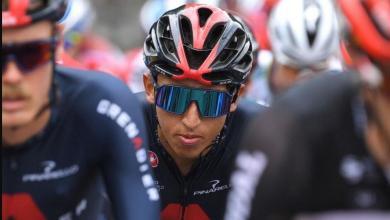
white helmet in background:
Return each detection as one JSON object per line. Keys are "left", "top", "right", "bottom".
{"left": 59, "top": 0, "right": 96, "bottom": 50}
{"left": 268, "top": 0, "right": 340, "bottom": 69}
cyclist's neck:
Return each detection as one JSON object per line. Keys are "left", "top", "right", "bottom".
{"left": 157, "top": 127, "right": 204, "bottom": 176}
{"left": 2, "top": 108, "right": 51, "bottom": 147}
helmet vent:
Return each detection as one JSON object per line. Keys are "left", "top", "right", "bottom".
{"left": 159, "top": 16, "right": 176, "bottom": 54}
{"left": 184, "top": 47, "right": 211, "bottom": 69}
{"left": 179, "top": 15, "right": 194, "bottom": 46}
{"left": 198, "top": 7, "right": 212, "bottom": 28}
{"left": 145, "top": 36, "right": 156, "bottom": 53}
{"left": 304, "top": 3, "right": 321, "bottom": 47}
{"left": 204, "top": 22, "right": 226, "bottom": 49}
{"left": 215, "top": 28, "right": 245, "bottom": 65}
{"left": 236, "top": 52, "right": 252, "bottom": 72}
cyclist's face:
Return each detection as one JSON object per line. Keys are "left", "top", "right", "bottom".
{"left": 144, "top": 74, "right": 240, "bottom": 163}
{"left": 2, "top": 21, "right": 54, "bottom": 128}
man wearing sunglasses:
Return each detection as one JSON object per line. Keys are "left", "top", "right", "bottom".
{"left": 141, "top": 3, "right": 264, "bottom": 220}
{"left": 225, "top": 0, "right": 390, "bottom": 219}
{"left": 2, "top": 0, "right": 159, "bottom": 219}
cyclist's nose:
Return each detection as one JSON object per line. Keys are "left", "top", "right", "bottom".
{"left": 182, "top": 102, "right": 201, "bottom": 130}
{"left": 2, "top": 62, "right": 23, "bottom": 84}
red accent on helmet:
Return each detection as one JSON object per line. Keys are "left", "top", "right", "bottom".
{"left": 144, "top": 3, "right": 254, "bottom": 86}
{"left": 338, "top": 0, "right": 390, "bottom": 61}
{"left": 2, "top": 0, "right": 32, "bottom": 27}
{"left": 174, "top": 37, "right": 212, "bottom": 85}
{"left": 2, "top": 0, "right": 67, "bottom": 28}
{"left": 173, "top": 5, "right": 230, "bottom": 85}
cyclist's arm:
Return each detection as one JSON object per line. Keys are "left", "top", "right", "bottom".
{"left": 84, "top": 73, "right": 160, "bottom": 220}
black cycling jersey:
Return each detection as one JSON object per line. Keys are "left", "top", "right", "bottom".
{"left": 225, "top": 72, "right": 390, "bottom": 220}
{"left": 2, "top": 66, "right": 160, "bottom": 220}
{"left": 138, "top": 93, "right": 266, "bottom": 220}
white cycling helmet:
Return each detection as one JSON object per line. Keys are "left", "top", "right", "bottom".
{"left": 58, "top": 0, "right": 96, "bottom": 50}
{"left": 268, "top": 0, "right": 340, "bottom": 69}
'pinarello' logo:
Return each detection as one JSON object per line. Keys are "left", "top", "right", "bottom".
{"left": 149, "top": 151, "right": 159, "bottom": 168}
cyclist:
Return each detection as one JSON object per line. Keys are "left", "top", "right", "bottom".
{"left": 2, "top": 0, "right": 159, "bottom": 219}
{"left": 141, "top": 3, "right": 265, "bottom": 220}
{"left": 266, "top": 0, "right": 343, "bottom": 97}
{"left": 225, "top": 0, "right": 390, "bottom": 219}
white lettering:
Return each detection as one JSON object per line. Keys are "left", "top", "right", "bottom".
{"left": 23, "top": 165, "right": 79, "bottom": 182}
{"left": 116, "top": 112, "right": 131, "bottom": 128}
{"left": 43, "top": 161, "right": 56, "bottom": 173}
{"left": 139, "top": 164, "right": 149, "bottom": 172}
{"left": 107, "top": 103, "right": 121, "bottom": 120}
{"left": 147, "top": 188, "right": 160, "bottom": 201}
{"left": 125, "top": 122, "right": 139, "bottom": 138}
{"left": 76, "top": 199, "right": 87, "bottom": 216}
{"left": 142, "top": 174, "right": 154, "bottom": 188}
{"left": 97, "top": 99, "right": 110, "bottom": 114}
{"left": 224, "top": 151, "right": 268, "bottom": 220}
{"left": 59, "top": 212, "right": 72, "bottom": 220}
{"left": 136, "top": 149, "right": 147, "bottom": 163}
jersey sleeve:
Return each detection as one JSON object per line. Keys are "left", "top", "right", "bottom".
{"left": 77, "top": 72, "right": 160, "bottom": 220}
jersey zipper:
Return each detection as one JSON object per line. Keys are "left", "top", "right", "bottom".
{"left": 180, "top": 186, "right": 188, "bottom": 220}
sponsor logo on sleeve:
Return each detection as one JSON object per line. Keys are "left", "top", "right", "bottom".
{"left": 96, "top": 99, "right": 159, "bottom": 201}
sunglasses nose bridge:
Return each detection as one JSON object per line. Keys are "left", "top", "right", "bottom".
{"left": 182, "top": 101, "right": 202, "bottom": 128}
{"left": 2, "top": 62, "right": 23, "bottom": 84}
{"left": 2, "top": 57, "right": 24, "bottom": 83}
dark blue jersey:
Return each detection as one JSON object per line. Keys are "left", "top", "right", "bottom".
{"left": 2, "top": 66, "right": 160, "bottom": 220}
{"left": 225, "top": 72, "right": 390, "bottom": 220}
{"left": 138, "top": 93, "right": 266, "bottom": 220}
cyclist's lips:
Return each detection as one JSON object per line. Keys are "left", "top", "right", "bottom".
{"left": 2, "top": 96, "right": 28, "bottom": 112}
{"left": 177, "top": 134, "right": 202, "bottom": 146}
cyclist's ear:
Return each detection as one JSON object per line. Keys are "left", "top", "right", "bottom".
{"left": 229, "top": 85, "right": 245, "bottom": 112}
{"left": 143, "top": 73, "right": 155, "bottom": 104}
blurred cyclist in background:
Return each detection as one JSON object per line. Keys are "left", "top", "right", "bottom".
{"left": 141, "top": 3, "right": 265, "bottom": 220}
{"left": 225, "top": 0, "right": 390, "bottom": 219}
{"left": 58, "top": 0, "right": 130, "bottom": 81}
{"left": 266, "top": 0, "right": 343, "bottom": 98}
{"left": 2, "top": 0, "right": 159, "bottom": 219}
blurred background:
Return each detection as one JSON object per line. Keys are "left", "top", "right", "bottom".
{"left": 92, "top": 0, "right": 146, "bottom": 49}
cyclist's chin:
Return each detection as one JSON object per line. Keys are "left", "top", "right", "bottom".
{"left": 2, "top": 106, "right": 37, "bottom": 128}
{"left": 173, "top": 139, "right": 210, "bottom": 160}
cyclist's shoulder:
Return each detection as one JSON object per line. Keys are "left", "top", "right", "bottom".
{"left": 231, "top": 98, "right": 268, "bottom": 128}
{"left": 56, "top": 65, "right": 136, "bottom": 99}
{"left": 55, "top": 66, "right": 142, "bottom": 121}
{"left": 237, "top": 98, "right": 268, "bottom": 114}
